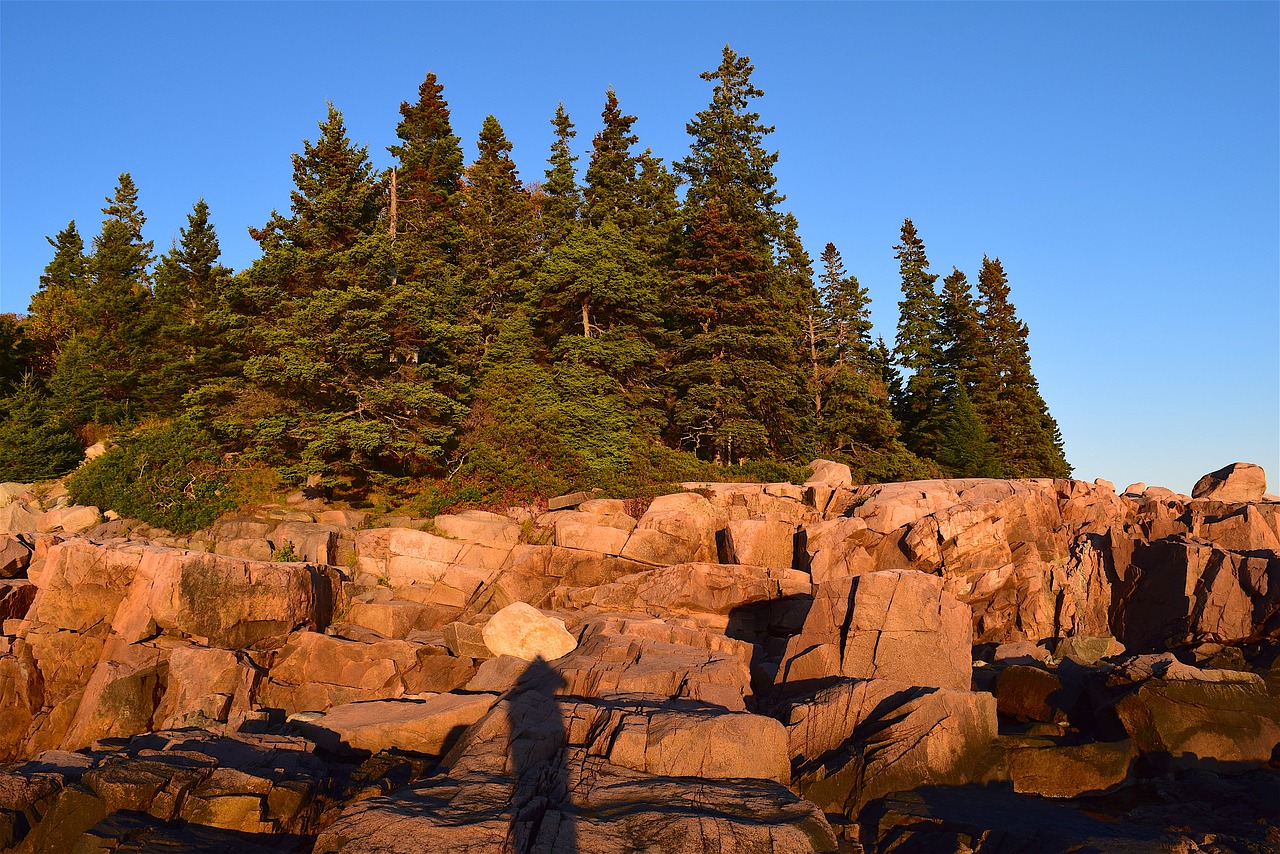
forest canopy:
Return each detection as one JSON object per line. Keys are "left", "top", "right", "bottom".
{"left": 1, "top": 46, "right": 1070, "bottom": 512}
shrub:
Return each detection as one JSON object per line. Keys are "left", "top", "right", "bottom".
{"left": 0, "top": 376, "right": 83, "bottom": 482}
{"left": 67, "top": 420, "right": 236, "bottom": 534}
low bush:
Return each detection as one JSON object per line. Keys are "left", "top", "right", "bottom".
{"left": 67, "top": 420, "right": 236, "bottom": 534}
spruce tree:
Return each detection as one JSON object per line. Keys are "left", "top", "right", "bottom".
{"left": 939, "top": 267, "right": 983, "bottom": 390}
{"left": 389, "top": 71, "right": 465, "bottom": 264}
{"left": 668, "top": 46, "right": 807, "bottom": 463}
{"left": 151, "top": 199, "right": 236, "bottom": 411}
{"left": 583, "top": 87, "right": 640, "bottom": 228}
{"left": 0, "top": 375, "right": 83, "bottom": 481}
{"left": 935, "top": 385, "right": 1000, "bottom": 478}
{"left": 891, "top": 218, "right": 947, "bottom": 460}
{"left": 815, "top": 242, "right": 900, "bottom": 457}
{"left": 540, "top": 103, "right": 581, "bottom": 252}
{"left": 974, "top": 255, "right": 1070, "bottom": 477}
{"left": 50, "top": 174, "right": 157, "bottom": 425}
{"left": 458, "top": 116, "right": 535, "bottom": 344}
{"left": 25, "top": 221, "right": 88, "bottom": 375}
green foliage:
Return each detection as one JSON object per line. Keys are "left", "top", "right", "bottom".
{"left": 271, "top": 542, "right": 300, "bottom": 562}
{"left": 66, "top": 421, "right": 234, "bottom": 533}
{"left": 541, "top": 103, "right": 581, "bottom": 250}
{"left": 0, "top": 376, "right": 84, "bottom": 482}
{"left": 934, "top": 386, "right": 1001, "bottom": 478}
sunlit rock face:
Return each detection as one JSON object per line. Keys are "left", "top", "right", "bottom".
{"left": 0, "top": 461, "right": 1276, "bottom": 852}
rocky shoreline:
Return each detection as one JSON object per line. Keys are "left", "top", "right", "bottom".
{"left": 1, "top": 462, "right": 1277, "bottom": 852}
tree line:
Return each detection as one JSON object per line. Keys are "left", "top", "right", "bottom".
{"left": 0, "top": 46, "right": 1069, "bottom": 503}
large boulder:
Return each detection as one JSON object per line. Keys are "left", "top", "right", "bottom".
{"left": 296, "top": 693, "right": 498, "bottom": 757}
{"left": 480, "top": 602, "right": 577, "bottom": 661}
{"left": 776, "top": 570, "right": 973, "bottom": 692}
{"left": 784, "top": 678, "right": 999, "bottom": 815}
{"left": 1192, "top": 462, "right": 1267, "bottom": 503}
{"left": 1114, "top": 677, "right": 1280, "bottom": 771}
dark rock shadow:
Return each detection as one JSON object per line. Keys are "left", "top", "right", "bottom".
{"left": 506, "top": 656, "right": 577, "bottom": 854}
{"left": 726, "top": 594, "right": 813, "bottom": 708}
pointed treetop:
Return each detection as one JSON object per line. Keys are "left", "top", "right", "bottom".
{"left": 390, "top": 71, "right": 464, "bottom": 202}
{"left": 584, "top": 86, "right": 640, "bottom": 227}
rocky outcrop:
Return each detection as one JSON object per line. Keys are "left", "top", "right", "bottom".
{"left": 0, "top": 461, "right": 1276, "bottom": 852}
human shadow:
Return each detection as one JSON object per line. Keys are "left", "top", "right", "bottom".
{"left": 506, "top": 656, "right": 577, "bottom": 854}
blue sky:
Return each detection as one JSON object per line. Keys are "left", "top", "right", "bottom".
{"left": 2, "top": 2, "right": 1276, "bottom": 493}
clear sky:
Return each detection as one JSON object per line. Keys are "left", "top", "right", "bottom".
{"left": 2, "top": 2, "right": 1276, "bottom": 494}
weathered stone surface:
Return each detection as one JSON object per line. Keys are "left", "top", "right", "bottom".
{"left": 1192, "top": 462, "right": 1267, "bottom": 503}
{"left": 1055, "top": 634, "right": 1125, "bottom": 665}
{"left": 1005, "top": 737, "right": 1137, "bottom": 797}
{"left": 297, "top": 693, "right": 498, "bottom": 757}
{"left": 554, "top": 626, "right": 751, "bottom": 711}
{"left": 995, "top": 664, "right": 1069, "bottom": 724}
{"left": 155, "top": 645, "right": 261, "bottom": 730}
{"left": 619, "top": 492, "right": 723, "bottom": 566}
{"left": 315, "top": 665, "right": 834, "bottom": 853}
{"left": 260, "top": 630, "right": 473, "bottom": 715}
{"left": 806, "top": 459, "right": 853, "bottom": 489}
{"left": 777, "top": 570, "right": 972, "bottom": 691}
{"left": 481, "top": 602, "right": 577, "bottom": 661}
{"left": 0, "top": 580, "right": 35, "bottom": 622}
{"left": 432, "top": 510, "right": 520, "bottom": 546}
{"left": 346, "top": 599, "right": 454, "bottom": 638}
{"left": 721, "top": 517, "right": 797, "bottom": 568}
{"left": 0, "top": 502, "right": 39, "bottom": 535}
{"left": 552, "top": 512, "right": 632, "bottom": 555}
{"left": 0, "top": 535, "right": 31, "bottom": 578}
{"left": 784, "top": 678, "right": 999, "bottom": 815}
{"left": 1113, "top": 677, "right": 1280, "bottom": 770}
{"left": 35, "top": 505, "right": 99, "bottom": 534}
{"left": 556, "top": 561, "right": 810, "bottom": 621}
{"left": 1113, "top": 537, "right": 1279, "bottom": 650}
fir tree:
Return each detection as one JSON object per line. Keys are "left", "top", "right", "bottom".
{"left": 934, "top": 385, "right": 1000, "bottom": 478}
{"left": 0, "top": 375, "right": 83, "bottom": 481}
{"left": 974, "top": 255, "right": 1070, "bottom": 477}
{"left": 891, "top": 218, "right": 947, "bottom": 460}
{"left": 583, "top": 87, "right": 639, "bottom": 228}
{"left": 939, "top": 267, "right": 983, "bottom": 391}
{"left": 815, "top": 242, "right": 899, "bottom": 456}
{"left": 0, "top": 315, "right": 24, "bottom": 393}
{"left": 668, "top": 47, "right": 807, "bottom": 463}
{"left": 540, "top": 103, "right": 581, "bottom": 251}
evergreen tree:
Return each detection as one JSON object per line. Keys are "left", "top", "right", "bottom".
{"left": 0, "top": 315, "right": 25, "bottom": 393}
{"left": 974, "top": 255, "right": 1070, "bottom": 477}
{"left": 152, "top": 199, "right": 237, "bottom": 412}
{"left": 668, "top": 46, "right": 807, "bottom": 463}
{"left": 891, "top": 218, "right": 947, "bottom": 460}
{"left": 814, "top": 242, "right": 899, "bottom": 456}
{"left": 458, "top": 116, "right": 535, "bottom": 344}
{"left": 25, "top": 221, "right": 88, "bottom": 375}
{"left": 218, "top": 104, "right": 461, "bottom": 480}
{"left": 934, "top": 385, "right": 1000, "bottom": 478}
{"left": 50, "top": 174, "right": 157, "bottom": 425}
{"left": 939, "top": 267, "right": 983, "bottom": 391}
{"left": 540, "top": 103, "right": 581, "bottom": 251}
{"left": 0, "top": 375, "right": 83, "bottom": 481}
{"left": 632, "top": 150, "right": 680, "bottom": 258}
{"left": 583, "top": 87, "right": 639, "bottom": 228}
{"left": 389, "top": 71, "right": 465, "bottom": 264}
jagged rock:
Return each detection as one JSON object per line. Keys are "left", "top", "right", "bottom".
{"left": 0, "top": 535, "right": 31, "bottom": 578}
{"left": 554, "top": 562, "right": 810, "bottom": 622}
{"left": 296, "top": 693, "right": 498, "bottom": 757}
{"left": 806, "top": 458, "right": 853, "bottom": 489}
{"left": 1055, "top": 634, "right": 1125, "bottom": 665}
{"left": 346, "top": 599, "right": 455, "bottom": 638}
{"left": 995, "top": 664, "right": 1070, "bottom": 724}
{"left": 432, "top": 510, "right": 521, "bottom": 546}
{"left": 776, "top": 570, "right": 972, "bottom": 691}
{"left": 783, "top": 678, "right": 999, "bottom": 816}
{"left": 481, "top": 602, "right": 577, "bottom": 661}
{"left": 1113, "top": 537, "right": 1280, "bottom": 650}
{"left": 154, "top": 645, "right": 261, "bottom": 730}
{"left": 0, "top": 580, "right": 35, "bottom": 622}
{"left": 1193, "top": 462, "right": 1267, "bottom": 503}
{"left": 619, "top": 492, "right": 723, "bottom": 566}
{"left": 0, "top": 502, "right": 39, "bottom": 535}
{"left": 552, "top": 511, "right": 633, "bottom": 555}
{"left": 1114, "top": 677, "right": 1280, "bottom": 770}
{"left": 315, "top": 665, "right": 834, "bottom": 853}
{"left": 34, "top": 505, "right": 99, "bottom": 534}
